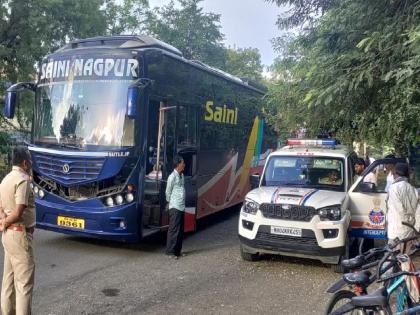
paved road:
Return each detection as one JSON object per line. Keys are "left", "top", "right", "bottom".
{"left": 0, "top": 210, "right": 339, "bottom": 314}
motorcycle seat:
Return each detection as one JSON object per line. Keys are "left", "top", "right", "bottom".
{"left": 343, "top": 270, "right": 372, "bottom": 286}
{"left": 341, "top": 255, "right": 366, "bottom": 270}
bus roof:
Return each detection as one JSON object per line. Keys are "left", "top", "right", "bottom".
{"left": 54, "top": 35, "right": 267, "bottom": 94}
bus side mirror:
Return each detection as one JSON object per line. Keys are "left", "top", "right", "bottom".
{"left": 3, "top": 82, "right": 36, "bottom": 119}
{"left": 126, "top": 78, "right": 151, "bottom": 119}
{"left": 250, "top": 174, "right": 260, "bottom": 189}
{"left": 4, "top": 91, "right": 17, "bottom": 119}
{"left": 126, "top": 86, "right": 139, "bottom": 119}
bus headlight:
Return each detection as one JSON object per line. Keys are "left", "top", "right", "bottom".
{"left": 38, "top": 189, "right": 45, "bottom": 199}
{"left": 106, "top": 197, "right": 114, "bottom": 207}
{"left": 115, "top": 195, "right": 124, "bottom": 205}
{"left": 318, "top": 205, "right": 341, "bottom": 221}
{"left": 102, "top": 185, "right": 136, "bottom": 207}
{"left": 34, "top": 186, "right": 39, "bottom": 194}
{"left": 243, "top": 199, "right": 259, "bottom": 215}
{"left": 126, "top": 193, "right": 134, "bottom": 203}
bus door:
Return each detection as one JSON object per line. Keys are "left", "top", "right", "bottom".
{"left": 346, "top": 158, "right": 406, "bottom": 240}
{"left": 177, "top": 105, "right": 198, "bottom": 232}
{"left": 142, "top": 101, "right": 176, "bottom": 234}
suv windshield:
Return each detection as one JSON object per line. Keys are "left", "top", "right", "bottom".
{"left": 262, "top": 156, "right": 345, "bottom": 191}
{"left": 33, "top": 54, "right": 138, "bottom": 149}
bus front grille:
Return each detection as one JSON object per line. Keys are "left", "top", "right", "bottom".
{"left": 33, "top": 153, "right": 105, "bottom": 185}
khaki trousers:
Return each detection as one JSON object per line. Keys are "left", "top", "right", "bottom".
{"left": 1, "top": 230, "right": 35, "bottom": 315}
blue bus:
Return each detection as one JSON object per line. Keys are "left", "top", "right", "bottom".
{"left": 4, "top": 35, "right": 274, "bottom": 242}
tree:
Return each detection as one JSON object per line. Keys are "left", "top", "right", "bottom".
{"left": 104, "top": 0, "right": 149, "bottom": 35}
{"left": 0, "top": 0, "right": 110, "bottom": 133}
{"left": 146, "top": 0, "right": 226, "bottom": 68}
{"left": 267, "top": 0, "right": 337, "bottom": 30}
{"left": 225, "top": 47, "right": 264, "bottom": 83}
{"left": 266, "top": 0, "right": 420, "bottom": 155}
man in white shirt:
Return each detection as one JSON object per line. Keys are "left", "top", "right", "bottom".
{"left": 354, "top": 158, "right": 377, "bottom": 185}
{"left": 165, "top": 156, "right": 186, "bottom": 259}
{"left": 384, "top": 154, "right": 396, "bottom": 192}
{"left": 386, "top": 163, "right": 419, "bottom": 243}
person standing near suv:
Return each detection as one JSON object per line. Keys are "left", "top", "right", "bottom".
{"left": 165, "top": 156, "right": 186, "bottom": 259}
{"left": 386, "top": 162, "right": 419, "bottom": 246}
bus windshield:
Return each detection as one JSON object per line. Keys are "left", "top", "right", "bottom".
{"left": 262, "top": 156, "right": 345, "bottom": 191}
{"left": 34, "top": 79, "right": 134, "bottom": 149}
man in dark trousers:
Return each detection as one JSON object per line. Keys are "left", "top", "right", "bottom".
{"left": 165, "top": 156, "right": 186, "bottom": 259}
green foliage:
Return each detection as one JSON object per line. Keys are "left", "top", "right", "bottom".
{"left": 146, "top": 0, "right": 226, "bottom": 68}
{"left": 0, "top": 0, "right": 111, "bottom": 133}
{"left": 0, "top": 131, "right": 14, "bottom": 178}
{"left": 266, "top": 0, "right": 338, "bottom": 29}
{"left": 104, "top": 0, "right": 149, "bottom": 35}
{"left": 0, "top": 0, "right": 266, "bottom": 146}
{"left": 267, "top": 0, "right": 420, "bottom": 155}
{"left": 225, "top": 47, "right": 264, "bottom": 83}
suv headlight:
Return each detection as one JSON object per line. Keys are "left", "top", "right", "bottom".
{"left": 318, "top": 205, "right": 341, "bottom": 221}
{"left": 243, "top": 199, "right": 259, "bottom": 215}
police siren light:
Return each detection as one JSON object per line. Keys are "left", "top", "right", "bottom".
{"left": 286, "top": 139, "right": 337, "bottom": 146}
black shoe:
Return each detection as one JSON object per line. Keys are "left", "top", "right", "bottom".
{"left": 166, "top": 253, "right": 178, "bottom": 260}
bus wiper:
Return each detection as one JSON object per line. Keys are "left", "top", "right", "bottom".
{"left": 59, "top": 135, "right": 85, "bottom": 149}
{"left": 59, "top": 143, "right": 80, "bottom": 150}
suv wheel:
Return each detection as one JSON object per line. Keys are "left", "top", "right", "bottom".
{"left": 240, "top": 244, "right": 259, "bottom": 261}
{"left": 331, "top": 236, "right": 350, "bottom": 273}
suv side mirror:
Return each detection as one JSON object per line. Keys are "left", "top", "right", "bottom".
{"left": 358, "top": 182, "right": 377, "bottom": 193}
{"left": 250, "top": 174, "right": 260, "bottom": 189}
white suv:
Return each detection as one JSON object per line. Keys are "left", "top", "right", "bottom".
{"left": 238, "top": 139, "right": 355, "bottom": 271}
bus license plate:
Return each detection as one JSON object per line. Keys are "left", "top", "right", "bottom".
{"left": 57, "top": 216, "right": 85, "bottom": 229}
{"left": 271, "top": 226, "right": 302, "bottom": 237}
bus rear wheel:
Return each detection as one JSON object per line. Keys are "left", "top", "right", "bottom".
{"left": 240, "top": 244, "right": 259, "bottom": 261}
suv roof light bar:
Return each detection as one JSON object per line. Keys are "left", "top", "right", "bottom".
{"left": 286, "top": 139, "right": 337, "bottom": 146}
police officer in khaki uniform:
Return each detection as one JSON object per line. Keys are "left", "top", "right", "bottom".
{"left": 0, "top": 146, "right": 35, "bottom": 315}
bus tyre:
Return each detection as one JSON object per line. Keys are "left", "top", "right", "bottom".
{"left": 240, "top": 244, "right": 259, "bottom": 261}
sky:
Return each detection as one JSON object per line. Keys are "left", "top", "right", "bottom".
{"left": 148, "top": 0, "right": 284, "bottom": 67}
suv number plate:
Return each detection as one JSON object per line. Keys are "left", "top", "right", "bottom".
{"left": 271, "top": 226, "right": 302, "bottom": 237}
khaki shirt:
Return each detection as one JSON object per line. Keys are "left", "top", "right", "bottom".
{"left": 0, "top": 166, "right": 35, "bottom": 228}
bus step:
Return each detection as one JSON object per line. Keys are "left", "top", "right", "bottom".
{"left": 142, "top": 225, "right": 161, "bottom": 238}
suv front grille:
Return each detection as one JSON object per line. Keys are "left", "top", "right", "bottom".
{"left": 259, "top": 203, "right": 318, "bottom": 222}
{"left": 256, "top": 231, "right": 318, "bottom": 246}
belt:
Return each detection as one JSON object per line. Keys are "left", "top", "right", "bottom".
{"left": 6, "top": 224, "right": 34, "bottom": 234}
